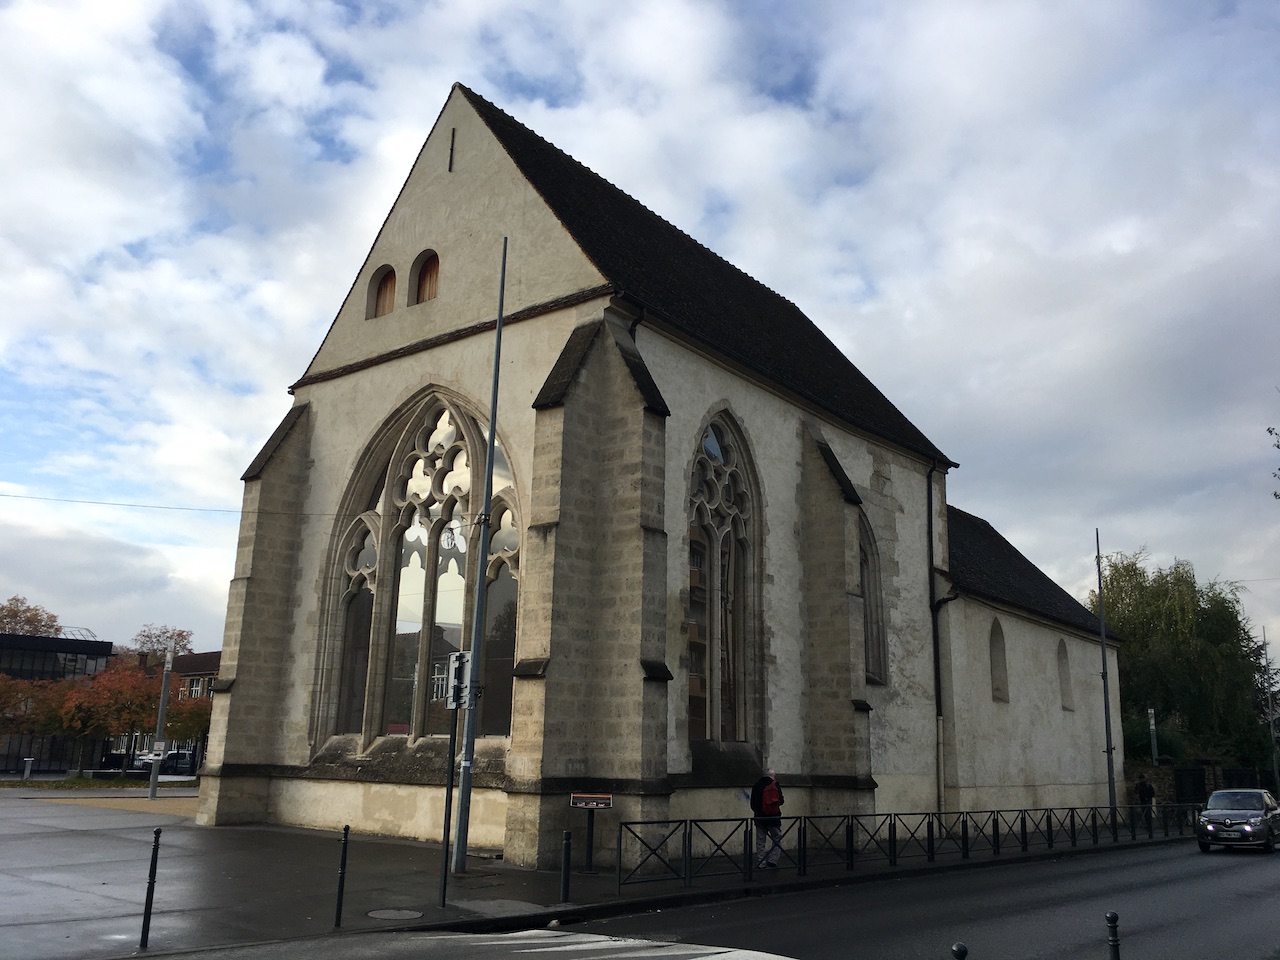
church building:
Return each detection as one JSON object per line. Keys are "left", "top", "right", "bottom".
{"left": 196, "top": 84, "right": 1123, "bottom": 868}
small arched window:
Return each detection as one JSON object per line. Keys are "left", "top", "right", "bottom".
{"left": 370, "top": 267, "right": 397, "bottom": 318}
{"left": 989, "top": 618, "right": 1009, "bottom": 702}
{"left": 1057, "top": 638, "right": 1075, "bottom": 710}
{"left": 414, "top": 251, "right": 440, "bottom": 304}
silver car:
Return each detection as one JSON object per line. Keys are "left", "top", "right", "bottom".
{"left": 1197, "top": 789, "right": 1280, "bottom": 852}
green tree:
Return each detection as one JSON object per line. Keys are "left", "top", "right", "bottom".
{"left": 123, "top": 624, "right": 194, "bottom": 661}
{"left": 1093, "top": 551, "right": 1269, "bottom": 768}
{"left": 0, "top": 595, "right": 61, "bottom": 636}
{"left": 166, "top": 694, "right": 212, "bottom": 745}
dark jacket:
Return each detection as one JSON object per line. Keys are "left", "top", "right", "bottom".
{"left": 750, "top": 775, "right": 784, "bottom": 822}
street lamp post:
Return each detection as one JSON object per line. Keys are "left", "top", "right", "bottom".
{"left": 450, "top": 238, "right": 508, "bottom": 874}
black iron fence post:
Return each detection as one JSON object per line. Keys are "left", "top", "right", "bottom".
{"left": 888, "top": 817, "right": 898, "bottom": 866}
{"left": 1069, "top": 809, "right": 1077, "bottom": 847}
{"left": 139, "top": 827, "right": 162, "bottom": 951}
{"left": 560, "top": 831, "right": 572, "bottom": 902}
{"left": 682, "top": 822, "right": 692, "bottom": 888}
{"left": 798, "top": 818, "right": 808, "bottom": 876}
{"left": 1106, "top": 910, "right": 1121, "bottom": 960}
{"left": 745, "top": 819, "right": 754, "bottom": 879}
{"left": 961, "top": 815, "right": 970, "bottom": 859}
{"left": 845, "top": 817, "right": 855, "bottom": 870}
{"left": 1091, "top": 808, "right": 1099, "bottom": 845}
{"left": 1019, "top": 812, "right": 1028, "bottom": 852}
{"left": 1046, "top": 809, "right": 1055, "bottom": 849}
{"left": 334, "top": 824, "right": 350, "bottom": 928}
{"left": 992, "top": 817, "right": 1001, "bottom": 857}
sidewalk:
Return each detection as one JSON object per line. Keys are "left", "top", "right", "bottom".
{"left": 0, "top": 785, "right": 1190, "bottom": 960}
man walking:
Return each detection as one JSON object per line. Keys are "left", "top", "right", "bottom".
{"left": 750, "top": 768, "right": 785, "bottom": 868}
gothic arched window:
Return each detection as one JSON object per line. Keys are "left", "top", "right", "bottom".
{"left": 860, "top": 514, "right": 887, "bottom": 685}
{"left": 332, "top": 397, "right": 520, "bottom": 744}
{"left": 687, "top": 420, "right": 756, "bottom": 744}
{"left": 989, "top": 618, "right": 1009, "bottom": 703}
{"left": 1057, "top": 638, "right": 1075, "bottom": 711}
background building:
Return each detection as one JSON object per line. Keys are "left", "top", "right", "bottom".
{"left": 0, "top": 630, "right": 112, "bottom": 773}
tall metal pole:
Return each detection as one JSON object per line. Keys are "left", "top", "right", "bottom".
{"left": 147, "top": 644, "right": 174, "bottom": 801}
{"left": 1095, "top": 530, "right": 1118, "bottom": 811}
{"left": 451, "top": 237, "right": 508, "bottom": 874}
{"left": 1265, "top": 628, "right": 1278, "bottom": 791}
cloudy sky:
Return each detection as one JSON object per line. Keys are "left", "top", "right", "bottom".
{"left": 1, "top": 0, "right": 1277, "bottom": 656}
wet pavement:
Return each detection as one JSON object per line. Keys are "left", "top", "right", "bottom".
{"left": 0, "top": 782, "right": 1192, "bottom": 960}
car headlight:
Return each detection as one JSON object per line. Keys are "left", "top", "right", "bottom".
{"left": 1249, "top": 817, "right": 1263, "bottom": 827}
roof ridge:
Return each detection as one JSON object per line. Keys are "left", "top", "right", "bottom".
{"left": 455, "top": 84, "right": 805, "bottom": 314}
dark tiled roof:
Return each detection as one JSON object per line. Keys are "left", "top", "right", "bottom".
{"left": 947, "top": 506, "right": 1111, "bottom": 638}
{"left": 458, "top": 85, "right": 952, "bottom": 466}
{"left": 173, "top": 651, "right": 222, "bottom": 676}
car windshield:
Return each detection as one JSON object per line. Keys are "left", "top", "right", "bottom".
{"left": 1207, "top": 792, "right": 1264, "bottom": 811}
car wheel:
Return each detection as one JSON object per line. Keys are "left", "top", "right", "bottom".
{"left": 1198, "top": 840, "right": 1212, "bottom": 852}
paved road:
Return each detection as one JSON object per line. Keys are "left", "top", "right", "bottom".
{"left": 156, "top": 928, "right": 795, "bottom": 960}
{"left": 580, "top": 843, "right": 1280, "bottom": 960}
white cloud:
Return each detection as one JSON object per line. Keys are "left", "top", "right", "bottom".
{"left": 0, "top": 0, "right": 1277, "bottom": 657}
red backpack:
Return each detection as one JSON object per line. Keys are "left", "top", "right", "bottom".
{"left": 761, "top": 780, "right": 782, "bottom": 816}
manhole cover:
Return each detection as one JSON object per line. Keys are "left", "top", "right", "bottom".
{"left": 367, "top": 909, "right": 425, "bottom": 921}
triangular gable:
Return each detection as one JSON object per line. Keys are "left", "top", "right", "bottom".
{"left": 298, "top": 85, "right": 608, "bottom": 382}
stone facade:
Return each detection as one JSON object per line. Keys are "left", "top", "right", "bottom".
{"left": 197, "top": 84, "right": 1123, "bottom": 867}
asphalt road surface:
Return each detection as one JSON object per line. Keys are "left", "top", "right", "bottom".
{"left": 578, "top": 842, "right": 1280, "bottom": 960}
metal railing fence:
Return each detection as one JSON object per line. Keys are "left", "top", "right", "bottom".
{"left": 617, "top": 803, "right": 1198, "bottom": 890}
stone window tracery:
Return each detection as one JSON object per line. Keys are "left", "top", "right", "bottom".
{"left": 687, "top": 419, "right": 755, "bottom": 744}
{"left": 333, "top": 398, "right": 520, "bottom": 744}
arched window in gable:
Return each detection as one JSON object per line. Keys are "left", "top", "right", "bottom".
{"left": 860, "top": 514, "right": 887, "bottom": 685}
{"left": 990, "top": 618, "right": 1009, "bottom": 703}
{"left": 687, "top": 419, "right": 756, "bottom": 744}
{"left": 370, "top": 266, "right": 396, "bottom": 318}
{"left": 413, "top": 251, "right": 440, "bottom": 304}
{"left": 331, "top": 397, "right": 520, "bottom": 744}
{"left": 1057, "top": 638, "right": 1075, "bottom": 711}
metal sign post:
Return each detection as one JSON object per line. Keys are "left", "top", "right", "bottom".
{"left": 570, "top": 793, "right": 613, "bottom": 874}
{"left": 148, "top": 646, "right": 174, "bottom": 801}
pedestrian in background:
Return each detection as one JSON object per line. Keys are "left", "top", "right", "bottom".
{"left": 750, "top": 768, "right": 784, "bottom": 868}
{"left": 1136, "top": 773, "right": 1155, "bottom": 829}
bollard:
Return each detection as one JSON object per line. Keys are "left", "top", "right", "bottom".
{"left": 22, "top": 758, "right": 34, "bottom": 781}
{"left": 334, "top": 825, "right": 350, "bottom": 928}
{"left": 139, "top": 827, "right": 162, "bottom": 950}
{"left": 1106, "top": 910, "right": 1120, "bottom": 960}
{"left": 560, "top": 831, "right": 572, "bottom": 903}
{"left": 951, "top": 942, "right": 968, "bottom": 959}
